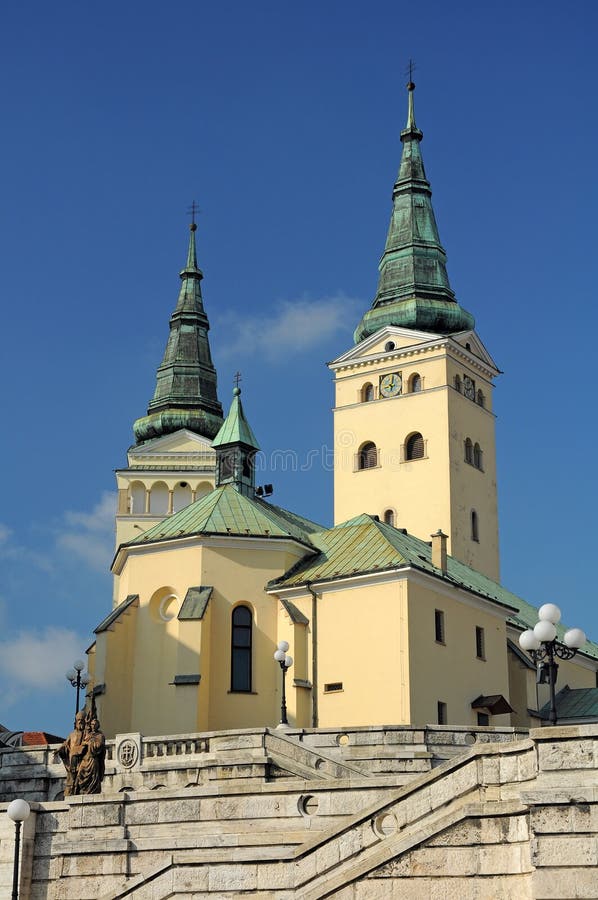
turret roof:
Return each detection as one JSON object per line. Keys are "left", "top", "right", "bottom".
{"left": 212, "top": 387, "right": 260, "bottom": 450}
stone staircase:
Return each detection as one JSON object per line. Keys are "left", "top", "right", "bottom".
{"left": 7, "top": 724, "right": 596, "bottom": 899}
{"left": 93, "top": 737, "right": 537, "bottom": 899}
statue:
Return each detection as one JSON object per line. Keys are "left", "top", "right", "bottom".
{"left": 58, "top": 701, "right": 106, "bottom": 796}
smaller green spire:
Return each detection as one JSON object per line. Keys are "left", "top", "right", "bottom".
{"left": 133, "top": 219, "right": 223, "bottom": 445}
{"left": 213, "top": 383, "right": 260, "bottom": 496}
{"left": 213, "top": 386, "right": 260, "bottom": 451}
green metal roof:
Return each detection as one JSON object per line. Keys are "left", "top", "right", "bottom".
{"left": 268, "top": 514, "right": 598, "bottom": 662}
{"left": 212, "top": 387, "right": 259, "bottom": 450}
{"left": 539, "top": 686, "right": 598, "bottom": 720}
{"left": 354, "top": 82, "right": 473, "bottom": 343}
{"left": 126, "top": 484, "right": 321, "bottom": 548}
{"left": 133, "top": 222, "right": 223, "bottom": 445}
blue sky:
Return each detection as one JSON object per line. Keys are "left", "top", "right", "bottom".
{"left": 1, "top": 0, "right": 597, "bottom": 734}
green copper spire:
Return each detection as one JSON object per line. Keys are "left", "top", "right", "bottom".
{"left": 354, "top": 81, "right": 474, "bottom": 343}
{"left": 213, "top": 384, "right": 260, "bottom": 496}
{"left": 133, "top": 222, "right": 224, "bottom": 444}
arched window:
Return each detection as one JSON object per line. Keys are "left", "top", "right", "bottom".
{"left": 477, "top": 390, "right": 485, "bottom": 408}
{"left": 454, "top": 375, "right": 462, "bottom": 393}
{"left": 361, "top": 382, "right": 375, "bottom": 402}
{"left": 473, "top": 443, "right": 483, "bottom": 470}
{"left": 173, "top": 482, "right": 192, "bottom": 513}
{"left": 130, "top": 481, "right": 146, "bottom": 515}
{"left": 464, "top": 438, "right": 473, "bottom": 465}
{"left": 405, "top": 432, "right": 425, "bottom": 461}
{"left": 409, "top": 373, "right": 422, "bottom": 393}
{"left": 358, "top": 441, "right": 378, "bottom": 470}
{"left": 471, "top": 510, "right": 479, "bottom": 542}
{"left": 231, "top": 605, "right": 253, "bottom": 692}
{"left": 383, "top": 509, "right": 395, "bottom": 526}
{"left": 149, "top": 482, "right": 168, "bottom": 515}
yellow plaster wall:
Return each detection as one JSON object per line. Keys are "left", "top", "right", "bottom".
{"left": 309, "top": 580, "right": 411, "bottom": 727}
{"left": 99, "top": 539, "right": 308, "bottom": 736}
{"left": 333, "top": 355, "right": 452, "bottom": 538}
{"left": 332, "top": 337, "right": 499, "bottom": 580}
{"left": 406, "top": 579, "right": 511, "bottom": 726}
{"left": 200, "top": 544, "right": 302, "bottom": 731}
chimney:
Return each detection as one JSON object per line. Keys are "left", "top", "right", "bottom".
{"left": 431, "top": 529, "right": 448, "bottom": 574}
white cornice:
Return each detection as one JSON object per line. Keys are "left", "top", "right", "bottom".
{"left": 112, "top": 533, "right": 311, "bottom": 575}
{"left": 330, "top": 332, "right": 498, "bottom": 380}
{"left": 267, "top": 566, "right": 515, "bottom": 621}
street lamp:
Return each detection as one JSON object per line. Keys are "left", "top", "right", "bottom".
{"left": 273, "top": 640, "right": 293, "bottom": 726}
{"left": 7, "top": 798, "right": 30, "bottom": 900}
{"left": 65, "top": 659, "right": 91, "bottom": 717}
{"left": 519, "top": 603, "right": 586, "bottom": 726}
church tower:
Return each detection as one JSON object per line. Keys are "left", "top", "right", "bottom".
{"left": 330, "top": 82, "right": 501, "bottom": 581}
{"left": 114, "top": 220, "right": 224, "bottom": 581}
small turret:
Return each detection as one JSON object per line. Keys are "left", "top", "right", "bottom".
{"left": 212, "top": 383, "right": 260, "bottom": 497}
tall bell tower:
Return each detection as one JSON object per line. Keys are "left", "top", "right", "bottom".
{"left": 113, "top": 219, "right": 224, "bottom": 599}
{"left": 330, "top": 82, "right": 501, "bottom": 581}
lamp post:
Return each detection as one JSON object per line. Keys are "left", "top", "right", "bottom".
{"left": 7, "top": 798, "right": 30, "bottom": 900}
{"left": 519, "top": 604, "right": 586, "bottom": 726}
{"left": 273, "top": 641, "right": 293, "bottom": 726}
{"left": 65, "top": 659, "right": 91, "bottom": 717}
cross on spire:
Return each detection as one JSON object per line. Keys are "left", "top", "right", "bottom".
{"left": 405, "top": 58, "right": 416, "bottom": 87}
{"left": 233, "top": 371, "right": 242, "bottom": 389}
{"left": 187, "top": 200, "right": 200, "bottom": 229}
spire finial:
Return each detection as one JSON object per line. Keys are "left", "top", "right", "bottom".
{"left": 187, "top": 200, "right": 200, "bottom": 232}
{"left": 184, "top": 202, "right": 201, "bottom": 270}
{"left": 405, "top": 59, "right": 417, "bottom": 131}
{"left": 233, "top": 371, "right": 242, "bottom": 395}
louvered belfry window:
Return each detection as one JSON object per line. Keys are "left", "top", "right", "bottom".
{"left": 406, "top": 432, "right": 424, "bottom": 461}
{"left": 359, "top": 442, "right": 378, "bottom": 469}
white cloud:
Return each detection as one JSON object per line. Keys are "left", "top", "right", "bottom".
{"left": 217, "top": 294, "right": 362, "bottom": 361}
{"left": 0, "top": 627, "right": 86, "bottom": 691}
{"left": 0, "top": 523, "right": 11, "bottom": 544}
{"left": 56, "top": 492, "right": 116, "bottom": 572}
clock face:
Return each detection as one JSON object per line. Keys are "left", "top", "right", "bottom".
{"left": 463, "top": 376, "right": 475, "bottom": 400}
{"left": 380, "top": 372, "right": 402, "bottom": 398}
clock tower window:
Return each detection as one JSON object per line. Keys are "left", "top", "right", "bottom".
{"left": 405, "top": 432, "right": 425, "bottom": 461}
{"left": 408, "top": 373, "right": 422, "bottom": 393}
{"left": 358, "top": 441, "right": 378, "bottom": 470}
{"left": 361, "top": 382, "right": 375, "bottom": 402}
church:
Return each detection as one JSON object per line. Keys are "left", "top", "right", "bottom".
{"left": 4, "top": 80, "right": 598, "bottom": 900}
{"left": 88, "top": 81, "right": 598, "bottom": 740}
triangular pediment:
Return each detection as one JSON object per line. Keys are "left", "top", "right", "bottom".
{"left": 329, "top": 325, "right": 444, "bottom": 368}
{"left": 128, "top": 429, "right": 214, "bottom": 462}
{"left": 450, "top": 331, "right": 500, "bottom": 372}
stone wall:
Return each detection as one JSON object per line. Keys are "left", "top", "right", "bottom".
{"left": 1, "top": 725, "right": 596, "bottom": 898}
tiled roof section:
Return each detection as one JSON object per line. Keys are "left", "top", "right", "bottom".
{"left": 269, "top": 515, "right": 598, "bottom": 662}
{"left": 94, "top": 594, "right": 139, "bottom": 634}
{"left": 22, "top": 731, "right": 65, "bottom": 746}
{"left": 127, "top": 485, "right": 322, "bottom": 549}
{"left": 539, "top": 686, "right": 598, "bottom": 720}
{"left": 178, "top": 586, "right": 212, "bottom": 620}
